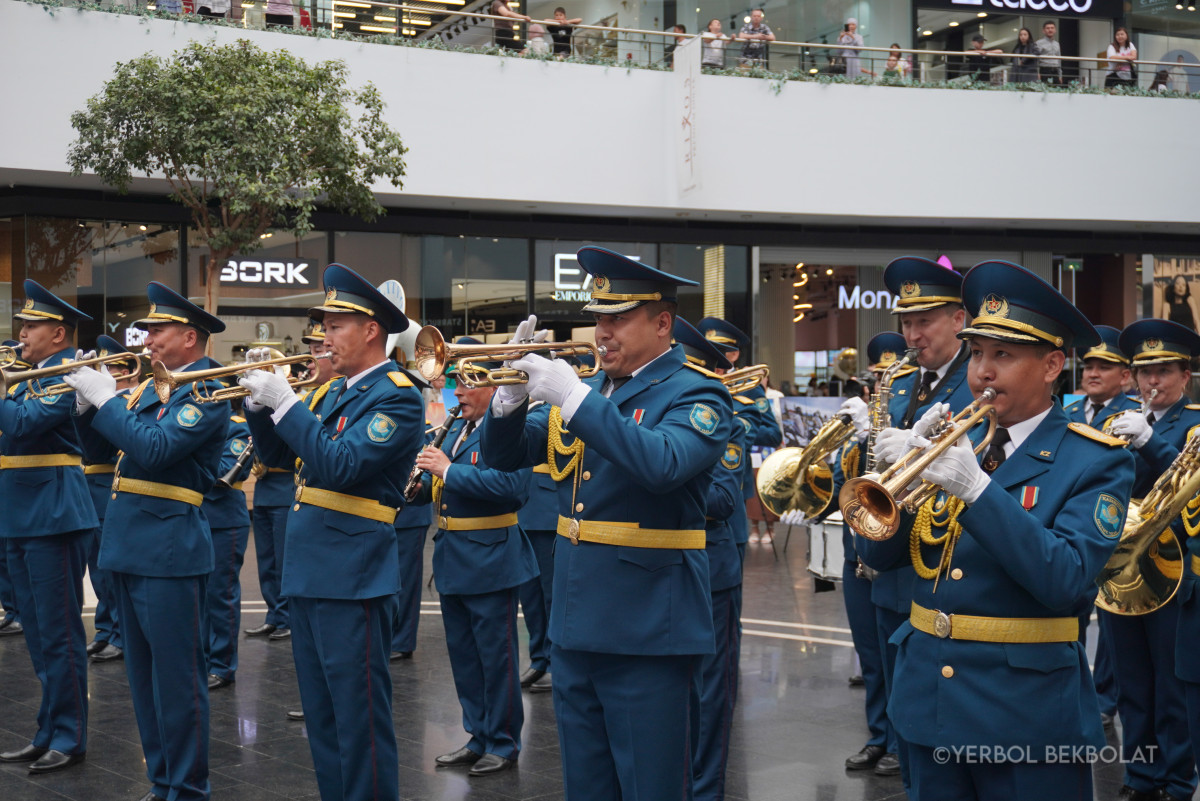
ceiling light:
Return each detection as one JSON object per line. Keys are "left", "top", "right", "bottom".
{"left": 922, "top": 29, "right": 933, "bottom": 36}
{"left": 825, "top": 268, "right": 834, "bottom": 275}
{"left": 977, "top": 11, "right": 987, "bottom": 17}
{"left": 949, "top": 21, "right": 959, "bottom": 27}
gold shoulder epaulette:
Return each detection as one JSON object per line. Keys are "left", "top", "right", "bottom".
{"left": 231, "top": 415, "right": 246, "bottom": 423}
{"left": 1186, "top": 404, "right": 1200, "bottom": 411}
{"left": 126, "top": 378, "right": 153, "bottom": 410}
{"left": 734, "top": 395, "right": 754, "bottom": 406}
{"left": 1067, "top": 421, "right": 1125, "bottom": 447}
{"left": 389, "top": 371, "right": 413, "bottom": 388}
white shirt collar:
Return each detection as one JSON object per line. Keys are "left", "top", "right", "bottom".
{"left": 343, "top": 360, "right": 391, "bottom": 389}
{"left": 1002, "top": 405, "right": 1053, "bottom": 456}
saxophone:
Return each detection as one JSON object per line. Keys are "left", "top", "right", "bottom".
{"left": 1102, "top": 388, "right": 1157, "bottom": 444}
{"left": 865, "top": 348, "right": 919, "bottom": 472}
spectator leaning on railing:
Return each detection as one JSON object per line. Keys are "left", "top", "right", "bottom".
{"left": 702, "top": 19, "right": 730, "bottom": 69}
{"left": 960, "top": 33, "right": 1003, "bottom": 81}
{"left": 663, "top": 24, "right": 687, "bottom": 67}
{"left": 1010, "top": 27, "right": 1038, "bottom": 84}
{"left": 1036, "top": 21, "right": 1062, "bottom": 85}
{"left": 1105, "top": 26, "right": 1137, "bottom": 89}
{"left": 737, "top": 9, "right": 774, "bottom": 67}
{"left": 492, "top": 0, "right": 531, "bottom": 51}
{"left": 543, "top": 7, "right": 582, "bottom": 59}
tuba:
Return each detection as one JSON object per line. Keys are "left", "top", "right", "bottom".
{"left": 840, "top": 389, "right": 998, "bottom": 541}
{"left": 1094, "top": 429, "right": 1195, "bottom": 616}
{"left": 756, "top": 413, "right": 858, "bottom": 519}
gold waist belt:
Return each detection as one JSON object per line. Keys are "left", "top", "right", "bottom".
{"left": 0, "top": 454, "right": 82, "bottom": 469}
{"left": 266, "top": 467, "right": 290, "bottom": 473}
{"left": 532, "top": 463, "right": 552, "bottom": 474}
{"left": 228, "top": 482, "right": 245, "bottom": 491}
{"left": 556, "top": 515, "right": 705, "bottom": 549}
{"left": 113, "top": 477, "right": 203, "bottom": 507}
{"left": 1192, "top": 555, "right": 1200, "bottom": 577}
{"left": 294, "top": 485, "right": 397, "bottom": 525}
{"left": 439, "top": 513, "right": 519, "bottom": 531}
{"left": 84, "top": 464, "right": 116, "bottom": 475}
{"left": 910, "top": 602, "right": 1078, "bottom": 644}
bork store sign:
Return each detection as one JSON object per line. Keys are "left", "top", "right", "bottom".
{"left": 919, "top": 0, "right": 1121, "bottom": 18}
{"left": 219, "top": 259, "right": 311, "bottom": 287}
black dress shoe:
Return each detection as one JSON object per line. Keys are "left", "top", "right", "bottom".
{"left": 1155, "top": 790, "right": 1190, "bottom": 801}
{"left": 845, "top": 744, "right": 885, "bottom": 770}
{"left": 848, "top": 674, "right": 865, "bottom": 687}
{"left": 91, "top": 644, "right": 124, "bottom": 662}
{"left": 29, "top": 749, "right": 85, "bottom": 774}
{"left": 389, "top": 651, "right": 413, "bottom": 662}
{"left": 86, "top": 639, "right": 107, "bottom": 656}
{"left": 529, "top": 673, "right": 552, "bottom": 693}
{"left": 286, "top": 710, "right": 305, "bottom": 721}
{"left": 873, "top": 752, "right": 900, "bottom": 776}
{"left": 435, "top": 746, "right": 482, "bottom": 767}
{"left": 244, "top": 623, "right": 276, "bottom": 637}
{"left": 0, "top": 615, "right": 14, "bottom": 631}
{"left": 207, "top": 674, "right": 234, "bottom": 690}
{"left": 0, "top": 620, "right": 24, "bottom": 636}
{"left": 469, "top": 753, "right": 515, "bottom": 776}
{"left": 268, "top": 628, "right": 291, "bottom": 641}
{"left": 0, "top": 744, "right": 48, "bottom": 762}
{"left": 519, "top": 667, "right": 546, "bottom": 688}
{"left": 1117, "top": 786, "right": 1156, "bottom": 801}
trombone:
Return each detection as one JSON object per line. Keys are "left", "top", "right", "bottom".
{"left": 413, "top": 326, "right": 605, "bottom": 389}
{"left": 839, "top": 388, "right": 998, "bottom": 541}
{"left": 152, "top": 350, "right": 324, "bottom": 404}
{"left": 1, "top": 352, "right": 144, "bottom": 399}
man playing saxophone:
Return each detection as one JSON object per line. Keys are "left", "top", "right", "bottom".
{"left": 854, "top": 260, "right": 1135, "bottom": 801}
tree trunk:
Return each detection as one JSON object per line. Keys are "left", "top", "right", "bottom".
{"left": 204, "top": 250, "right": 232, "bottom": 358}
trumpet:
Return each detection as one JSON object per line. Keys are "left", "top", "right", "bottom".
{"left": 0, "top": 345, "right": 21, "bottom": 369}
{"left": 1, "top": 352, "right": 144, "bottom": 399}
{"left": 1102, "top": 388, "right": 1157, "bottom": 444}
{"left": 756, "top": 412, "right": 857, "bottom": 519}
{"left": 413, "top": 326, "right": 605, "bottom": 389}
{"left": 840, "top": 388, "right": 998, "bottom": 541}
{"left": 152, "top": 350, "right": 324, "bottom": 404}
{"left": 720, "top": 364, "right": 769, "bottom": 395}
{"left": 1094, "top": 429, "right": 1194, "bottom": 616}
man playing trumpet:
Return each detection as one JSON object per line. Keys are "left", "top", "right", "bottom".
{"left": 854, "top": 260, "right": 1135, "bottom": 801}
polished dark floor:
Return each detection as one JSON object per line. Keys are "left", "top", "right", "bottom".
{"left": 0, "top": 524, "right": 1154, "bottom": 800}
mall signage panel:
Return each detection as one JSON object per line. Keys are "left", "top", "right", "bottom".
{"left": 219, "top": 259, "right": 312, "bottom": 287}
{"left": 919, "top": 0, "right": 1123, "bottom": 19}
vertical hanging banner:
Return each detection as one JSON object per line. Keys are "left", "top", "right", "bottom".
{"left": 674, "top": 36, "right": 702, "bottom": 199}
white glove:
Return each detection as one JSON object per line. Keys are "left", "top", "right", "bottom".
{"left": 512, "top": 353, "right": 582, "bottom": 408}
{"left": 1109, "top": 412, "right": 1153, "bottom": 449}
{"left": 63, "top": 358, "right": 117, "bottom": 413}
{"left": 872, "top": 427, "right": 908, "bottom": 467}
{"left": 780, "top": 509, "right": 806, "bottom": 527}
{"left": 902, "top": 402, "right": 951, "bottom": 452}
{"left": 237, "top": 369, "right": 294, "bottom": 410}
{"left": 245, "top": 346, "right": 274, "bottom": 364}
{"left": 837, "top": 397, "right": 869, "bottom": 439}
{"left": 495, "top": 315, "right": 540, "bottom": 408}
{"left": 920, "top": 435, "right": 990, "bottom": 505}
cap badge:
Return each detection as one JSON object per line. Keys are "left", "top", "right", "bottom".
{"left": 981, "top": 294, "right": 1009, "bottom": 318}
{"left": 325, "top": 289, "right": 337, "bottom": 303}
{"left": 900, "top": 280, "right": 920, "bottom": 299}
{"left": 1095, "top": 343, "right": 1109, "bottom": 352}
{"left": 593, "top": 275, "right": 609, "bottom": 294}
{"left": 148, "top": 304, "right": 158, "bottom": 315}
{"left": 22, "top": 299, "right": 34, "bottom": 311}
{"left": 880, "top": 350, "right": 896, "bottom": 363}
{"left": 1143, "top": 338, "right": 1162, "bottom": 352}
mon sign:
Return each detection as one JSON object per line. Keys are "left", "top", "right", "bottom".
{"left": 838, "top": 285, "right": 898, "bottom": 310}
{"left": 219, "top": 260, "right": 311, "bottom": 287}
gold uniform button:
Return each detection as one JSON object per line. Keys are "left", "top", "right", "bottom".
{"left": 575, "top": 502, "right": 585, "bottom": 512}
{"left": 582, "top": 471, "right": 592, "bottom": 481}
{"left": 441, "top": 504, "right": 448, "bottom": 510}
{"left": 111, "top": 493, "right": 118, "bottom": 500}
{"left": 293, "top": 504, "right": 301, "bottom": 512}
{"left": 941, "top": 665, "right": 954, "bottom": 679}
{"left": 950, "top": 568, "right": 964, "bottom": 580}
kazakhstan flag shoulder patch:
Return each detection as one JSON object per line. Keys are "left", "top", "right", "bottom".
{"left": 722, "top": 442, "right": 743, "bottom": 469}
{"left": 367, "top": 413, "right": 398, "bottom": 443}
{"left": 177, "top": 404, "right": 203, "bottom": 428}
{"left": 1094, "top": 493, "right": 1124, "bottom": 540}
{"left": 231, "top": 438, "right": 248, "bottom": 455}
{"left": 690, "top": 403, "right": 719, "bottom": 436}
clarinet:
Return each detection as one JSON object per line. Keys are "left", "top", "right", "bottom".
{"left": 403, "top": 406, "right": 462, "bottom": 503}
{"left": 217, "top": 438, "right": 255, "bottom": 489}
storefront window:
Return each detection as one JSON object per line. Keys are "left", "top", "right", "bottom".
{"left": 423, "top": 236, "right": 530, "bottom": 342}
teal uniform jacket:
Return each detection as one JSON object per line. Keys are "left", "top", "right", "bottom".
{"left": 1179, "top": 528, "right": 1200, "bottom": 683}
{"left": 741, "top": 384, "right": 782, "bottom": 448}
{"left": 1063, "top": 393, "right": 1138, "bottom": 429}
{"left": 0, "top": 346, "right": 98, "bottom": 538}
{"left": 417, "top": 416, "right": 537, "bottom": 595}
{"left": 706, "top": 400, "right": 747, "bottom": 593}
{"left": 253, "top": 469, "right": 295, "bottom": 507}
{"left": 76, "top": 359, "right": 229, "bottom": 577}
{"left": 1129, "top": 396, "right": 1200, "bottom": 497}
{"left": 867, "top": 358, "right": 975, "bottom": 614}
{"left": 856, "top": 405, "right": 1134, "bottom": 749}
{"left": 481, "top": 345, "right": 731, "bottom": 656}
{"left": 201, "top": 415, "right": 252, "bottom": 530}
{"left": 246, "top": 364, "right": 423, "bottom": 600}
{"left": 393, "top": 369, "right": 431, "bottom": 530}
{"left": 730, "top": 401, "right": 756, "bottom": 545}
{"left": 518, "top": 405, "right": 559, "bottom": 532}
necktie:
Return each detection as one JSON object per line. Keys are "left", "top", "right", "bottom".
{"left": 916, "top": 370, "right": 937, "bottom": 403}
{"left": 1090, "top": 403, "right": 1104, "bottom": 424}
{"left": 607, "top": 375, "right": 632, "bottom": 395}
{"left": 453, "top": 420, "right": 475, "bottom": 457}
{"left": 981, "top": 427, "right": 1011, "bottom": 474}
{"left": 1146, "top": 412, "right": 1157, "bottom": 425}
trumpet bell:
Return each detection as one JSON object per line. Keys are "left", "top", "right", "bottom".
{"left": 755, "top": 447, "right": 833, "bottom": 518}
{"left": 839, "top": 474, "right": 900, "bottom": 541}
{"left": 152, "top": 349, "right": 319, "bottom": 403}
{"left": 413, "top": 325, "right": 605, "bottom": 388}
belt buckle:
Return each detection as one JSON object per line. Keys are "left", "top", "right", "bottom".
{"left": 568, "top": 518, "right": 580, "bottom": 545}
{"left": 294, "top": 485, "right": 304, "bottom": 502}
{"left": 933, "top": 611, "right": 952, "bottom": 639}
{"left": 439, "top": 516, "right": 449, "bottom": 529}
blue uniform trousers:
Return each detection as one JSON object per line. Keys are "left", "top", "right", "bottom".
{"left": 876, "top": 604, "right": 912, "bottom": 787}
{"left": 693, "top": 585, "right": 740, "bottom": 801}
{"left": 205, "top": 525, "right": 249, "bottom": 680}
{"left": 290, "top": 594, "right": 398, "bottom": 801}
{"left": 440, "top": 587, "right": 524, "bottom": 759}
{"left": 87, "top": 528, "right": 120, "bottom": 647}
{"left": 1090, "top": 611, "right": 1118, "bottom": 716}
{"left": 553, "top": 646, "right": 698, "bottom": 801}
{"left": 842, "top": 559, "right": 894, "bottom": 752}
{"left": 6, "top": 532, "right": 89, "bottom": 753}
{"left": 518, "top": 529, "right": 555, "bottom": 672}
{"left": 251, "top": 505, "right": 289, "bottom": 629}
{"left": 1185, "top": 681, "right": 1200, "bottom": 782}
{"left": 114, "top": 572, "right": 209, "bottom": 801}
{"left": 390, "top": 524, "right": 427, "bottom": 654}
{"left": 0, "top": 544, "right": 18, "bottom": 624}
{"left": 907, "top": 742, "right": 1092, "bottom": 801}
{"left": 1106, "top": 604, "right": 1197, "bottom": 799}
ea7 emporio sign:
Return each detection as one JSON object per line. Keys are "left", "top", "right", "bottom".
{"left": 219, "top": 260, "right": 310, "bottom": 286}
{"left": 925, "top": 0, "right": 1121, "bottom": 18}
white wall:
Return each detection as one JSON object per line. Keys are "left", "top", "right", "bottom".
{"left": 2, "top": 1, "right": 1199, "bottom": 233}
